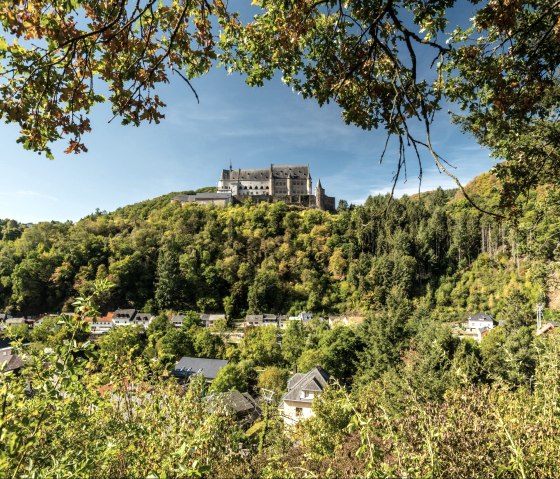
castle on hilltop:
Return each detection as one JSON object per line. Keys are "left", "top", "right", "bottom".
{"left": 174, "top": 164, "right": 336, "bottom": 212}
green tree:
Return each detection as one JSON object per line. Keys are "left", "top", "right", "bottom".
{"left": 191, "top": 327, "right": 225, "bottom": 359}
{"left": 31, "top": 314, "right": 89, "bottom": 347}
{"left": 281, "top": 320, "right": 306, "bottom": 367}
{"left": 239, "top": 326, "right": 282, "bottom": 367}
{"left": 146, "top": 314, "right": 173, "bottom": 341}
{"left": 156, "top": 328, "right": 193, "bottom": 361}
{"left": 297, "top": 349, "right": 327, "bottom": 374}
{"left": 98, "top": 325, "right": 146, "bottom": 368}
{"left": 257, "top": 366, "right": 289, "bottom": 398}
{"left": 318, "top": 326, "right": 363, "bottom": 380}
{"left": 210, "top": 360, "right": 255, "bottom": 394}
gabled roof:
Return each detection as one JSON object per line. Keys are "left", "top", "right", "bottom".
{"left": 6, "top": 317, "right": 26, "bottom": 324}
{"left": 6, "top": 354, "right": 24, "bottom": 372}
{"left": 469, "top": 313, "right": 494, "bottom": 322}
{"left": 283, "top": 367, "right": 330, "bottom": 403}
{"left": 207, "top": 390, "right": 260, "bottom": 415}
{"left": 287, "top": 373, "right": 304, "bottom": 390}
{"left": 173, "top": 356, "right": 228, "bottom": 380}
{"left": 96, "top": 312, "right": 114, "bottom": 323}
{"left": 301, "top": 377, "right": 323, "bottom": 392}
{"left": 1, "top": 346, "right": 25, "bottom": 373}
{"left": 113, "top": 309, "right": 137, "bottom": 319}
{"left": 221, "top": 165, "right": 310, "bottom": 181}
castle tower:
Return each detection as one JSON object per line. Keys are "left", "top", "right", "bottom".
{"left": 269, "top": 164, "right": 274, "bottom": 196}
{"left": 316, "top": 178, "right": 325, "bottom": 210}
{"left": 287, "top": 169, "right": 293, "bottom": 196}
{"left": 307, "top": 164, "right": 312, "bottom": 194}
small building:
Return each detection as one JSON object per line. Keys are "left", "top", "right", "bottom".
{"left": 200, "top": 313, "right": 227, "bottom": 328}
{"left": 172, "top": 356, "right": 229, "bottom": 383}
{"left": 467, "top": 313, "right": 495, "bottom": 331}
{"left": 537, "top": 321, "right": 558, "bottom": 336}
{"left": 206, "top": 390, "right": 261, "bottom": 426}
{"left": 244, "top": 313, "right": 281, "bottom": 328}
{"left": 112, "top": 309, "right": 153, "bottom": 328}
{"left": 281, "top": 366, "right": 330, "bottom": 426}
{"left": 89, "top": 312, "right": 114, "bottom": 335}
{"left": 0, "top": 317, "right": 28, "bottom": 332}
{"left": 112, "top": 309, "right": 138, "bottom": 326}
{"left": 283, "top": 311, "right": 314, "bottom": 328}
{"left": 0, "top": 346, "right": 24, "bottom": 373}
{"left": 134, "top": 312, "right": 154, "bottom": 328}
{"left": 170, "top": 314, "right": 186, "bottom": 329}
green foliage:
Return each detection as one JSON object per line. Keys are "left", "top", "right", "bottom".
{"left": 257, "top": 366, "right": 289, "bottom": 398}
{"left": 297, "top": 349, "right": 327, "bottom": 373}
{"left": 239, "top": 326, "right": 282, "bottom": 367}
{"left": 0, "top": 289, "right": 246, "bottom": 478}
{"left": 31, "top": 313, "right": 89, "bottom": 347}
{"left": 210, "top": 360, "right": 255, "bottom": 394}
{"left": 98, "top": 325, "right": 146, "bottom": 368}
{"left": 0, "top": 182, "right": 556, "bottom": 320}
{"left": 281, "top": 320, "right": 306, "bottom": 367}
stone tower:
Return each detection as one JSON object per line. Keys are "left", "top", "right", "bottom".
{"left": 316, "top": 178, "right": 325, "bottom": 210}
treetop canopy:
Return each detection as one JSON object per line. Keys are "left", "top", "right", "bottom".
{"left": 0, "top": 0, "right": 558, "bottom": 211}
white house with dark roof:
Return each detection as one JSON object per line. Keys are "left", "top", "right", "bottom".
{"left": 200, "top": 313, "right": 226, "bottom": 328}
{"left": 467, "top": 313, "right": 495, "bottom": 331}
{"left": 170, "top": 314, "right": 186, "bottom": 329}
{"left": 281, "top": 366, "right": 330, "bottom": 426}
{"left": 112, "top": 309, "right": 153, "bottom": 328}
{"left": 283, "top": 311, "right": 314, "bottom": 328}
{"left": 243, "top": 313, "right": 284, "bottom": 328}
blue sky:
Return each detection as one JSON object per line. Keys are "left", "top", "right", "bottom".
{"left": 0, "top": 17, "right": 495, "bottom": 223}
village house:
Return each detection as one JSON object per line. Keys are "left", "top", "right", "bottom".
{"left": 0, "top": 316, "right": 28, "bottom": 332}
{"left": 457, "top": 313, "right": 497, "bottom": 342}
{"left": 243, "top": 313, "right": 286, "bottom": 328}
{"left": 467, "top": 313, "right": 495, "bottom": 330}
{"left": 281, "top": 366, "right": 330, "bottom": 426}
{"left": 282, "top": 311, "right": 314, "bottom": 329}
{"left": 88, "top": 312, "right": 114, "bottom": 335}
{"left": 172, "top": 356, "right": 229, "bottom": 383}
{"left": 170, "top": 314, "right": 186, "bottom": 328}
{"left": 206, "top": 390, "right": 261, "bottom": 426}
{"left": 0, "top": 346, "right": 24, "bottom": 373}
{"left": 200, "top": 313, "right": 227, "bottom": 328}
{"left": 112, "top": 309, "right": 154, "bottom": 328}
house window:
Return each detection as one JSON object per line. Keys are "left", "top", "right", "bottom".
{"left": 295, "top": 407, "right": 303, "bottom": 417}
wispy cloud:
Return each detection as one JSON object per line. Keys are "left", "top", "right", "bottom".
{"left": 0, "top": 190, "right": 59, "bottom": 202}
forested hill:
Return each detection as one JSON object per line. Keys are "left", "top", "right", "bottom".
{"left": 0, "top": 174, "right": 558, "bottom": 321}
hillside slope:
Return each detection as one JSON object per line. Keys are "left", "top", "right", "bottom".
{"left": 0, "top": 175, "right": 558, "bottom": 322}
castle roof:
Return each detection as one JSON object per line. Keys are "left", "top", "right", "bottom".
{"left": 220, "top": 165, "right": 310, "bottom": 181}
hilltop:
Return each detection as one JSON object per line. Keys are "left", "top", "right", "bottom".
{"left": 0, "top": 172, "right": 558, "bottom": 324}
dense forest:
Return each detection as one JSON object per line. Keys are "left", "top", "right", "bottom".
{"left": 1, "top": 174, "right": 557, "bottom": 322}
{"left": 2, "top": 173, "right": 560, "bottom": 477}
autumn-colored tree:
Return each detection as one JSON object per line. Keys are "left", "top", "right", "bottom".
{"left": 1, "top": 2, "right": 560, "bottom": 209}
